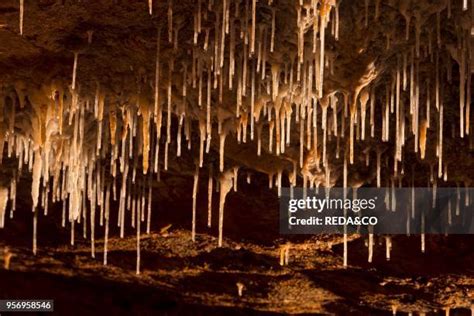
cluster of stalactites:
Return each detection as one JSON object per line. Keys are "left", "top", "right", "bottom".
{"left": 2, "top": 0, "right": 473, "bottom": 273}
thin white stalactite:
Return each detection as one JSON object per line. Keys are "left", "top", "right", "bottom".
{"left": 104, "top": 184, "right": 110, "bottom": 265}
{"left": 0, "top": 188, "right": 8, "bottom": 228}
{"left": 218, "top": 170, "right": 234, "bottom": 247}
{"left": 438, "top": 102, "right": 443, "bottom": 178}
{"left": 154, "top": 29, "right": 161, "bottom": 124}
{"left": 376, "top": 150, "right": 382, "bottom": 188}
{"left": 136, "top": 197, "right": 141, "bottom": 275}
{"left": 72, "top": 52, "right": 79, "bottom": 91}
{"left": 360, "top": 90, "right": 369, "bottom": 141}
{"left": 19, "top": 0, "right": 24, "bottom": 35}
{"left": 208, "top": 166, "right": 213, "bottom": 227}
{"left": 270, "top": 8, "right": 276, "bottom": 52}
{"left": 251, "top": 0, "right": 257, "bottom": 55}
{"left": 91, "top": 199, "right": 96, "bottom": 258}
{"left": 192, "top": 166, "right": 199, "bottom": 242}
{"left": 385, "top": 236, "right": 392, "bottom": 261}
{"left": 33, "top": 208, "right": 38, "bottom": 255}
{"left": 368, "top": 232, "right": 374, "bottom": 263}
{"left": 343, "top": 150, "right": 348, "bottom": 268}
{"left": 168, "top": 0, "right": 173, "bottom": 43}
{"left": 319, "top": 9, "right": 327, "bottom": 99}
{"left": 460, "top": 46, "right": 465, "bottom": 138}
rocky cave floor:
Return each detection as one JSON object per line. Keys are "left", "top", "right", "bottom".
{"left": 1, "top": 206, "right": 473, "bottom": 315}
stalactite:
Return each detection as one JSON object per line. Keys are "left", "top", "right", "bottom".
{"left": 368, "top": 232, "right": 374, "bottom": 263}
{"left": 420, "top": 119, "right": 428, "bottom": 159}
{"left": 338, "top": 146, "right": 347, "bottom": 268}
{"left": 208, "top": 165, "right": 213, "bottom": 228}
{"left": 370, "top": 87, "right": 375, "bottom": 138}
{"left": 136, "top": 195, "right": 141, "bottom": 275}
{"left": 0, "top": 188, "right": 8, "bottom": 229}
{"left": 218, "top": 170, "right": 234, "bottom": 247}
{"left": 376, "top": 150, "right": 382, "bottom": 188}
{"left": 318, "top": 2, "right": 330, "bottom": 98}
{"left": 33, "top": 209, "right": 37, "bottom": 255}
{"left": 19, "top": 0, "right": 24, "bottom": 35}
{"left": 72, "top": 53, "right": 79, "bottom": 91}
{"left": 364, "top": 0, "right": 369, "bottom": 28}
{"left": 168, "top": 0, "right": 173, "bottom": 43}
{"left": 206, "top": 68, "right": 212, "bottom": 151}
{"left": 31, "top": 151, "right": 42, "bottom": 209}
{"left": 250, "top": 0, "right": 257, "bottom": 55}
{"left": 435, "top": 51, "right": 439, "bottom": 110}
{"left": 103, "top": 184, "right": 110, "bottom": 265}
{"left": 250, "top": 60, "right": 256, "bottom": 140}
{"left": 91, "top": 192, "right": 96, "bottom": 258}
{"left": 374, "top": 0, "right": 380, "bottom": 19}
{"left": 270, "top": 8, "right": 276, "bottom": 52}
{"left": 360, "top": 89, "right": 369, "bottom": 141}
{"left": 154, "top": 28, "right": 162, "bottom": 125}
{"left": 438, "top": 102, "right": 443, "bottom": 178}
{"left": 460, "top": 45, "right": 466, "bottom": 138}
{"left": 192, "top": 166, "right": 199, "bottom": 242}
{"left": 385, "top": 236, "right": 392, "bottom": 261}
{"left": 219, "top": 128, "right": 227, "bottom": 172}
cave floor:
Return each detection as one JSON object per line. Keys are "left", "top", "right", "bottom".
{"left": 1, "top": 228, "right": 473, "bottom": 315}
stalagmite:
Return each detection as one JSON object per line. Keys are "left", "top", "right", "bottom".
{"left": 3, "top": 247, "right": 13, "bottom": 270}
{"left": 236, "top": 282, "right": 245, "bottom": 297}
{"left": 279, "top": 243, "right": 290, "bottom": 266}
